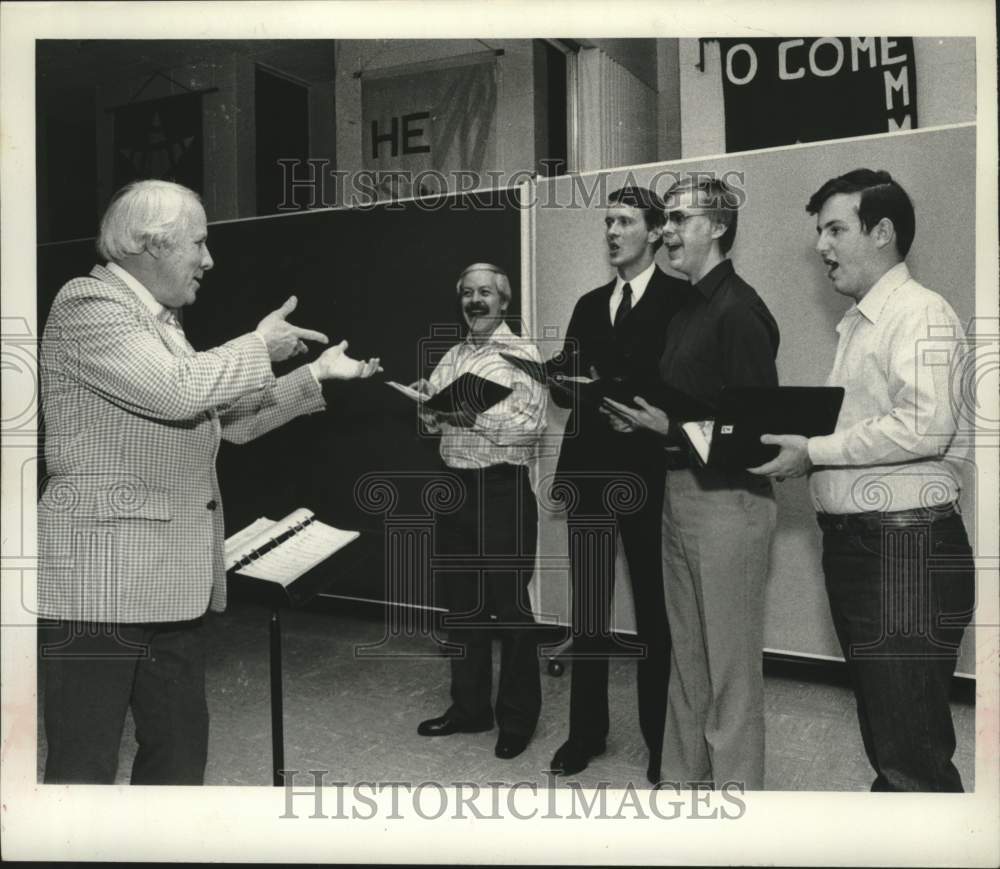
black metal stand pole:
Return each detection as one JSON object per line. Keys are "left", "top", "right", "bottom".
{"left": 269, "top": 607, "right": 284, "bottom": 787}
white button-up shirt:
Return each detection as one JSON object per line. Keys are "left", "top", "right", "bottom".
{"left": 427, "top": 321, "right": 547, "bottom": 470}
{"left": 608, "top": 260, "right": 656, "bottom": 324}
{"left": 808, "top": 262, "right": 970, "bottom": 514}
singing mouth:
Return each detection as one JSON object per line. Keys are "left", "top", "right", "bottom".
{"left": 822, "top": 257, "right": 839, "bottom": 277}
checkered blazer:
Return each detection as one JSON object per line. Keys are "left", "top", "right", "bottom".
{"left": 38, "top": 264, "right": 326, "bottom": 623}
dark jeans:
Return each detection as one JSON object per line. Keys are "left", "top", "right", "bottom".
{"left": 436, "top": 464, "right": 542, "bottom": 737}
{"left": 563, "top": 468, "right": 670, "bottom": 759}
{"left": 819, "top": 507, "right": 975, "bottom": 792}
{"left": 40, "top": 617, "right": 209, "bottom": 785}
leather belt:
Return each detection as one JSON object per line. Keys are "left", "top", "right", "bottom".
{"left": 817, "top": 502, "right": 959, "bottom": 533}
{"left": 449, "top": 463, "right": 526, "bottom": 481}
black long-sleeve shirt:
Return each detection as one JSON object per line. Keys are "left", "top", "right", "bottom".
{"left": 659, "top": 259, "right": 780, "bottom": 410}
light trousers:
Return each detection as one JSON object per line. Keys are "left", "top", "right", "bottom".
{"left": 660, "top": 468, "right": 776, "bottom": 790}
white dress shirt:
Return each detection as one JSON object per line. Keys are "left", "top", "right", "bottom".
{"left": 608, "top": 260, "right": 657, "bottom": 323}
{"left": 427, "top": 321, "right": 547, "bottom": 470}
{"left": 108, "top": 261, "right": 169, "bottom": 317}
{"left": 808, "top": 262, "right": 969, "bottom": 514}
{"left": 104, "top": 261, "right": 323, "bottom": 389}
{"left": 107, "top": 261, "right": 272, "bottom": 356}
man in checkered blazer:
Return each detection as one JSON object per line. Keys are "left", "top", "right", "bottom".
{"left": 38, "top": 179, "right": 381, "bottom": 784}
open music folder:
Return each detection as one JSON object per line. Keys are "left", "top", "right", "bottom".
{"left": 499, "top": 351, "right": 716, "bottom": 421}
{"left": 679, "top": 386, "right": 845, "bottom": 469}
{"left": 224, "top": 507, "right": 359, "bottom": 587}
{"left": 386, "top": 372, "right": 512, "bottom": 415}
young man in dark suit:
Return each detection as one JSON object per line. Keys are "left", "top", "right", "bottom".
{"left": 548, "top": 186, "right": 688, "bottom": 784}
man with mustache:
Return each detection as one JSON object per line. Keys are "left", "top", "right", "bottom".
{"left": 548, "top": 187, "right": 688, "bottom": 784}
{"left": 38, "top": 179, "right": 381, "bottom": 784}
{"left": 410, "top": 263, "right": 546, "bottom": 760}
{"left": 750, "top": 169, "right": 975, "bottom": 791}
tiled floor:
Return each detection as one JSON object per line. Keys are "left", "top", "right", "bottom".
{"left": 37, "top": 599, "right": 976, "bottom": 790}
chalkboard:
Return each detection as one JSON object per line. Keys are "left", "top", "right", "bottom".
{"left": 36, "top": 188, "right": 524, "bottom": 606}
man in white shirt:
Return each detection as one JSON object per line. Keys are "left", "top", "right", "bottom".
{"left": 411, "top": 263, "right": 546, "bottom": 760}
{"left": 751, "top": 169, "right": 975, "bottom": 791}
{"left": 39, "top": 179, "right": 381, "bottom": 784}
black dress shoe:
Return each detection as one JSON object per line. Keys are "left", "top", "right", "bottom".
{"left": 548, "top": 737, "right": 607, "bottom": 775}
{"left": 417, "top": 713, "right": 494, "bottom": 737}
{"left": 646, "top": 751, "right": 662, "bottom": 786}
{"left": 495, "top": 732, "right": 530, "bottom": 760}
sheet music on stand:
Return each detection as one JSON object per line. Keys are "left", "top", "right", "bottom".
{"left": 224, "top": 507, "right": 359, "bottom": 587}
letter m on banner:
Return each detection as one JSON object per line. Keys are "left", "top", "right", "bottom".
{"left": 361, "top": 51, "right": 499, "bottom": 199}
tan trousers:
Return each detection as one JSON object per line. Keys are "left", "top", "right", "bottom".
{"left": 659, "top": 468, "right": 776, "bottom": 790}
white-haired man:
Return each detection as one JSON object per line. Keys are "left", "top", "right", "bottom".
{"left": 38, "top": 179, "right": 381, "bottom": 784}
{"left": 409, "top": 263, "right": 546, "bottom": 760}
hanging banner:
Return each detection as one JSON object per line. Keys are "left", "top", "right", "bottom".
{"left": 361, "top": 53, "right": 498, "bottom": 200}
{"left": 717, "top": 37, "right": 917, "bottom": 152}
{"left": 113, "top": 91, "right": 204, "bottom": 191}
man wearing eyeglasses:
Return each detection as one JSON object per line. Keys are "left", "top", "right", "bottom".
{"left": 604, "top": 176, "right": 780, "bottom": 790}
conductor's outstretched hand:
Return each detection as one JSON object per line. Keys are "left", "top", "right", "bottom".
{"left": 310, "top": 340, "right": 382, "bottom": 381}
{"left": 257, "top": 296, "right": 329, "bottom": 361}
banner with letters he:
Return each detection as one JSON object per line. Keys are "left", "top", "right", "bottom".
{"left": 361, "top": 53, "right": 498, "bottom": 201}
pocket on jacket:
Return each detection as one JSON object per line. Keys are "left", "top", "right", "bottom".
{"left": 41, "top": 476, "right": 173, "bottom": 521}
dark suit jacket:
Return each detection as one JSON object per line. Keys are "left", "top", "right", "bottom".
{"left": 554, "top": 265, "right": 688, "bottom": 479}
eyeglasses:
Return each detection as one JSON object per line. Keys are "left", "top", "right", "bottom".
{"left": 664, "top": 208, "right": 713, "bottom": 227}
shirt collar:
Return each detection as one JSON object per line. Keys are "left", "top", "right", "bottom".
{"left": 615, "top": 261, "right": 657, "bottom": 298}
{"left": 692, "top": 258, "right": 734, "bottom": 300}
{"left": 106, "top": 262, "right": 168, "bottom": 320}
{"left": 855, "top": 261, "right": 911, "bottom": 324}
{"left": 462, "top": 319, "right": 517, "bottom": 350}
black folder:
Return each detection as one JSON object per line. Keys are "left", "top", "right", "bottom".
{"left": 499, "top": 351, "right": 571, "bottom": 384}
{"left": 597, "top": 377, "right": 717, "bottom": 422}
{"left": 500, "top": 351, "right": 716, "bottom": 422}
{"left": 423, "top": 372, "right": 512, "bottom": 415}
{"left": 681, "top": 386, "right": 845, "bottom": 469}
